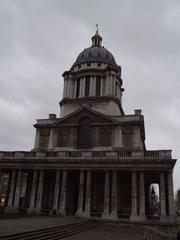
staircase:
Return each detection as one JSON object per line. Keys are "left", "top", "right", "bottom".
{"left": 142, "top": 228, "right": 175, "bottom": 240}
{"left": 0, "top": 220, "right": 97, "bottom": 240}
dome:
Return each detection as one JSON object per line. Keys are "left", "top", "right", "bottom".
{"left": 73, "top": 46, "right": 117, "bottom": 67}
{"left": 72, "top": 27, "right": 117, "bottom": 68}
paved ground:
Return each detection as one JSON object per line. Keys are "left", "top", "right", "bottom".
{"left": 66, "top": 224, "right": 144, "bottom": 240}
{"left": 0, "top": 216, "right": 81, "bottom": 236}
{"left": 0, "top": 216, "right": 145, "bottom": 239}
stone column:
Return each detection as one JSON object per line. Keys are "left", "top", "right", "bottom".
{"left": 167, "top": 171, "right": 176, "bottom": 223}
{"left": 48, "top": 128, "right": 54, "bottom": 150}
{"left": 34, "top": 128, "right": 40, "bottom": 149}
{"left": 102, "top": 171, "right": 110, "bottom": 218}
{"left": 35, "top": 170, "right": 44, "bottom": 214}
{"left": 133, "top": 126, "right": 142, "bottom": 149}
{"left": 0, "top": 171, "right": 2, "bottom": 196}
{"left": 27, "top": 170, "right": 38, "bottom": 214}
{"left": 84, "top": 171, "right": 91, "bottom": 217}
{"left": 13, "top": 170, "right": 22, "bottom": 208}
{"left": 100, "top": 77, "right": 103, "bottom": 96}
{"left": 130, "top": 172, "right": 138, "bottom": 221}
{"left": 110, "top": 171, "right": 118, "bottom": 219}
{"left": 76, "top": 170, "right": 85, "bottom": 217}
{"left": 139, "top": 173, "right": 146, "bottom": 220}
{"left": 89, "top": 76, "right": 94, "bottom": 96}
{"left": 109, "top": 74, "right": 113, "bottom": 96}
{"left": 59, "top": 170, "right": 67, "bottom": 216}
{"left": 6, "top": 170, "right": 16, "bottom": 211}
{"left": 74, "top": 79, "right": 77, "bottom": 98}
{"left": 93, "top": 76, "right": 96, "bottom": 96}
{"left": 63, "top": 78, "right": 66, "bottom": 98}
{"left": 80, "top": 77, "right": 84, "bottom": 97}
{"left": 160, "top": 173, "right": 167, "bottom": 222}
{"left": 105, "top": 73, "right": 110, "bottom": 96}
{"left": 113, "top": 125, "right": 123, "bottom": 148}
{"left": 51, "top": 170, "right": 60, "bottom": 215}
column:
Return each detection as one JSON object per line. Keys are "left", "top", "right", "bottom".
{"left": 84, "top": 171, "right": 91, "bottom": 217}
{"left": 0, "top": 171, "right": 2, "bottom": 195}
{"left": 89, "top": 76, "right": 94, "bottom": 96}
{"left": 59, "top": 170, "right": 67, "bottom": 216}
{"left": 80, "top": 77, "right": 85, "bottom": 97}
{"left": 93, "top": 76, "right": 96, "bottom": 96}
{"left": 13, "top": 170, "right": 22, "bottom": 208}
{"left": 27, "top": 170, "right": 38, "bottom": 213}
{"left": 51, "top": 170, "right": 61, "bottom": 215}
{"left": 35, "top": 170, "right": 44, "bottom": 213}
{"left": 167, "top": 171, "right": 176, "bottom": 223}
{"left": 100, "top": 77, "right": 103, "bottom": 96}
{"left": 102, "top": 171, "right": 110, "bottom": 218}
{"left": 105, "top": 74, "right": 110, "bottom": 95}
{"left": 160, "top": 173, "right": 167, "bottom": 222}
{"left": 63, "top": 78, "right": 66, "bottom": 97}
{"left": 34, "top": 129, "right": 40, "bottom": 149}
{"left": 109, "top": 74, "right": 113, "bottom": 96}
{"left": 113, "top": 125, "right": 123, "bottom": 148}
{"left": 133, "top": 126, "right": 142, "bottom": 148}
{"left": 139, "top": 173, "right": 146, "bottom": 220}
{"left": 74, "top": 79, "right": 77, "bottom": 98}
{"left": 130, "top": 172, "right": 138, "bottom": 221}
{"left": 76, "top": 170, "right": 85, "bottom": 216}
{"left": 110, "top": 171, "right": 118, "bottom": 219}
{"left": 48, "top": 128, "right": 54, "bottom": 149}
{"left": 6, "top": 170, "right": 16, "bottom": 211}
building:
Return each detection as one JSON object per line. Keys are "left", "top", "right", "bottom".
{"left": 0, "top": 28, "right": 176, "bottom": 225}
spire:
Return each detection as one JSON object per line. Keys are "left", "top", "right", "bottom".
{"left": 91, "top": 24, "right": 102, "bottom": 47}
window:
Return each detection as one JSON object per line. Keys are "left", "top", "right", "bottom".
{"left": 85, "top": 76, "right": 90, "bottom": 97}
{"left": 76, "top": 78, "right": 80, "bottom": 98}
{"left": 78, "top": 118, "right": 92, "bottom": 149}
{"left": 96, "top": 76, "right": 101, "bottom": 96}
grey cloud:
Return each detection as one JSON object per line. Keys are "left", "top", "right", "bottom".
{"left": 0, "top": 0, "right": 179, "bottom": 190}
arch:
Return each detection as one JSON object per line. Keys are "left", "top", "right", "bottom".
{"left": 77, "top": 118, "right": 92, "bottom": 149}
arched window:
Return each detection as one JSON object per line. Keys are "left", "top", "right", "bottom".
{"left": 78, "top": 118, "right": 92, "bottom": 149}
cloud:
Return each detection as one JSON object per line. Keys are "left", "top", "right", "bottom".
{"left": 0, "top": 0, "right": 179, "bottom": 190}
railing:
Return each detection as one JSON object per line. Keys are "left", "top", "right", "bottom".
{"left": 0, "top": 149, "right": 172, "bottom": 160}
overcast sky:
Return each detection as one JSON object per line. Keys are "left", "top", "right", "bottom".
{"left": 0, "top": 0, "right": 180, "bottom": 191}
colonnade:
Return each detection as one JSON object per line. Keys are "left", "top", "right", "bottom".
{"left": 63, "top": 73, "right": 119, "bottom": 99}
{"left": 0, "top": 169, "right": 176, "bottom": 223}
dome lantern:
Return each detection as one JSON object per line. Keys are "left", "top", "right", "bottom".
{"left": 91, "top": 24, "right": 102, "bottom": 47}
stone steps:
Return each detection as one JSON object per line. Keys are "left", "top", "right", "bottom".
{"left": 0, "top": 220, "right": 97, "bottom": 240}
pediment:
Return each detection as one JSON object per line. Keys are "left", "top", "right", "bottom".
{"left": 53, "top": 107, "right": 118, "bottom": 126}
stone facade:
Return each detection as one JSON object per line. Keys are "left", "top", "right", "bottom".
{"left": 0, "top": 29, "right": 176, "bottom": 225}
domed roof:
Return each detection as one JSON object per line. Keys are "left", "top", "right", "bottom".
{"left": 72, "top": 27, "right": 117, "bottom": 67}
{"left": 73, "top": 46, "right": 117, "bottom": 66}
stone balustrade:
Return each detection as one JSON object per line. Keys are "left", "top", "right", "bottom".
{"left": 0, "top": 149, "right": 172, "bottom": 160}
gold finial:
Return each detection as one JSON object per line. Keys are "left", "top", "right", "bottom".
{"left": 95, "top": 24, "right": 99, "bottom": 35}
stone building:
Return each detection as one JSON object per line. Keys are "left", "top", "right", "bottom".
{"left": 0, "top": 28, "right": 176, "bottom": 225}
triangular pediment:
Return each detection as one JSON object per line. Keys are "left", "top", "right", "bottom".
{"left": 53, "top": 107, "right": 118, "bottom": 126}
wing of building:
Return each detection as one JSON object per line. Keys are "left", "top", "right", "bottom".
{"left": 0, "top": 29, "right": 176, "bottom": 225}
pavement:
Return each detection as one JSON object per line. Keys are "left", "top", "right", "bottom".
{"left": 0, "top": 216, "right": 144, "bottom": 239}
